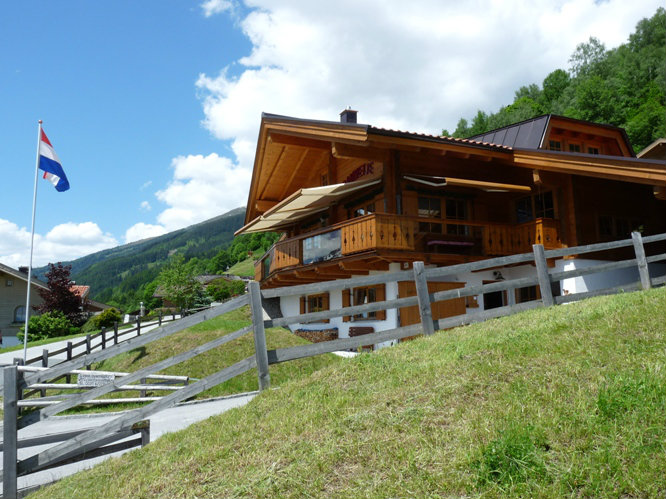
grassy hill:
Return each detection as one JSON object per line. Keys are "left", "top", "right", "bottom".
{"left": 34, "top": 207, "right": 246, "bottom": 303}
{"left": 31, "top": 287, "right": 666, "bottom": 498}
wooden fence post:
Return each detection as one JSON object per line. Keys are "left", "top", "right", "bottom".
{"left": 140, "top": 377, "right": 147, "bottom": 398}
{"left": 41, "top": 349, "right": 49, "bottom": 397}
{"left": 413, "top": 261, "right": 435, "bottom": 336}
{"left": 136, "top": 318, "right": 141, "bottom": 336}
{"left": 249, "top": 281, "right": 270, "bottom": 391}
{"left": 158, "top": 311, "right": 162, "bottom": 327}
{"left": 85, "top": 334, "right": 92, "bottom": 370}
{"left": 631, "top": 231, "right": 651, "bottom": 290}
{"left": 114, "top": 321, "right": 119, "bottom": 345}
{"left": 3, "top": 366, "right": 19, "bottom": 499}
{"left": 66, "top": 341, "right": 73, "bottom": 383}
{"left": 533, "top": 244, "right": 554, "bottom": 307}
{"left": 101, "top": 327, "right": 106, "bottom": 349}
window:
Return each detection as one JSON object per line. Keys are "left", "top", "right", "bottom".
{"left": 5, "top": 279, "right": 13, "bottom": 287}
{"left": 515, "top": 285, "right": 540, "bottom": 303}
{"left": 445, "top": 198, "right": 468, "bottom": 236}
{"left": 515, "top": 191, "right": 555, "bottom": 223}
{"left": 568, "top": 143, "right": 581, "bottom": 152}
{"left": 14, "top": 306, "right": 26, "bottom": 323}
{"left": 534, "top": 191, "right": 555, "bottom": 219}
{"left": 515, "top": 196, "right": 533, "bottom": 223}
{"left": 588, "top": 147, "right": 599, "bottom": 155}
{"left": 598, "top": 215, "right": 642, "bottom": 239}
{"left": 351, "top": 202, "right": 375, "bottom": 218}
{"left": 342, "top": 285, "right": 386, "bottom": 321}
{"left": 300, "top": 293, "right": 329, "bottom": 323}
{"left": 418, "top": 196, "right": 441, "bottom": 233}
{"left": 548, "top": 140, "right": 561, "bottom": 151}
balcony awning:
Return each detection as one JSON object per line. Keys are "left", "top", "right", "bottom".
{"left": 236, "top": 178, "right": 381, "bottom": 234}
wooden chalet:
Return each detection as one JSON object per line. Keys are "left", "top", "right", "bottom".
{"left": 239, "top": 112, "right": 665, "bottom": 282}
{"left": 236, "top": 111, "right": 665, "bottom": 340}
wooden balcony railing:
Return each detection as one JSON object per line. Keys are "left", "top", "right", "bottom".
{"left": 256, "top": 214, "right": 562, "bottom": 280}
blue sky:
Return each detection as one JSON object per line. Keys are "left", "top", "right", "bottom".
{"left": 1, "top": 0, "right": 662, "bottom": 267}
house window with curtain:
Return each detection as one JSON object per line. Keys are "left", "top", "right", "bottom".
{"left": 342, "top": 284, "right": 386, "bottom": 322}
{"left": 299, "top": 293, "right": 330, "bottom": 323}
{"left": 14, "top": 306, "right": 26, "bottom": 323}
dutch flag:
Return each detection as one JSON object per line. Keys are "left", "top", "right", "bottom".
{"left": 38, "top": 129, "right": 70, "bottom": 192}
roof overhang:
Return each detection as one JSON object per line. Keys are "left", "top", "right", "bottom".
{"left": 236, "top": 178, "right": 381, "bottom": 235}
{"left": 513, "top": 149, "right": 666, "bottom": 186}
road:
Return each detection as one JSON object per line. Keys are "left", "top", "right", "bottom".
{"left": 0, "top": 319, "right": 169, "bottom": 368}
{"left": 1, "top": 391, "right": 257, "bottom": 496}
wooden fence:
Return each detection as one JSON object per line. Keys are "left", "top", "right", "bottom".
{"left": 10, "top": 312, "right": 179, "bottom": 371}
{"left": 2, "top": 231, "right": 665, "bottom": 498}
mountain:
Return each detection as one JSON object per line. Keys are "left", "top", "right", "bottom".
{"left": 35, "top": 207, "right": 246, "bottom": 302}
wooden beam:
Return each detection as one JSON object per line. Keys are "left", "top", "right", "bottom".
{"left": 258, "top": 144, "right": 286, "bottom": 199}
{"left": 255, "top": 199, "right": 278, "bottom": 212}
{"left": 268, "top": 132, "right": 331, "bottom": 150}
{"left": 338, "top": 260, "right": 389, "bottom": 272}
{"left": 280, "top": 148, "right": 311, "bottom": 199}
{"left": 332, "top": 142, "right": 387, "bottom": 161}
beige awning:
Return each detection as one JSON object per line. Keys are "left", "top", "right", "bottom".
{"left": 236, "top": 178, "right": 382, "bottom": 234}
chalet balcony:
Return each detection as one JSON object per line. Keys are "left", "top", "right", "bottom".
{"left": 255, "top": 213, "right": 562, "bottom": 284}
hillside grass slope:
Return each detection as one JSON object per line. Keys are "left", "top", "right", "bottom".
{"left": 31, "top": 288, "right": 666, "bottom": 499}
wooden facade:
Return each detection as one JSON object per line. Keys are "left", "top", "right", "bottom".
{"left": 238, "top": 113, "right": 666, "bottom": 288}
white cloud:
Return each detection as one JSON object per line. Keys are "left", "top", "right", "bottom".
{"left": 124, "top": 223, "right": 168, "bottom": 244}
{"left": 0, "top": 219, "right": 118, "bottom": 268}
{"left": 140, "top": 180, "right": 153, "bottom": 191}
{"left": 154, "top": 153, "right": 251, "bottom": 231}
{"left": 135, "top": 0, "right": 661, "bottom": 242}
{"left": 201, "top": 0, "right": 234, "bottom": 17}
{"left": 198, "top": 0, "right": 663, "bottom": 144}
{"left": 140, "top": 201, "right": 152, "bottom": 211}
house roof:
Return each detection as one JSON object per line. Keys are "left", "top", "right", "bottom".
{"left": 70, "top": 285, "right": 90, "bottom": 299}
{"left": 0, "top": 263, "right": 48, "bottom": 290}
{"left": 638, "top": 138, "right": 666, "bottom": 160}
{"left": 468, "top": 114, "right": 635, "bottom": 156}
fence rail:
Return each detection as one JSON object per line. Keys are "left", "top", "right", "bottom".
{"left": 2, "top": 231, "right": 665, "bottom": 498}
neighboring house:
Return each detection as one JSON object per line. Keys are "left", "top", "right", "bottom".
{"left": 236, "top": 110, "right": 666, "bottom": 347}
{"left": 0, "top": 263, "right": 47, "bottom": 347}
{"left": 70, "top": 285, "right": 112, "bottom": 316}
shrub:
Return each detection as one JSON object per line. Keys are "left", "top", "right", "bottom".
{"left": 18, "top": 311, "right": 79, "bottom": 342}
{"left": 96, "top": 308, "right": 122, "bottom": 328}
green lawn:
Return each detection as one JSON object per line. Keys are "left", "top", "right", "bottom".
{"left": 227, "top": 257, "right": 257, "bottom": 277}
{"left": 30, "top": 287, "right": 666, "bottom": 498}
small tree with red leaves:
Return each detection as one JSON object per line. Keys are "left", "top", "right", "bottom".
{"left": 37, "top": 263, "right": 85, "bottom": 326}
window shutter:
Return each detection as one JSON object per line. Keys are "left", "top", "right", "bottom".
{"left": 342, "top": 289, "right": 351, "bottom": 322}
{"left": 375, "top": 284, "right": 386, "bottom": 320}
{"left": 323, "top": 293, "right": 330, "bottom": 324}
{"left": 300, "top": 296, "right": 306, "bottom": 315}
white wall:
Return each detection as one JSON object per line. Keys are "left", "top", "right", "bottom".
{"left": 276, "top": 256, "right": 663, "bottom": 348}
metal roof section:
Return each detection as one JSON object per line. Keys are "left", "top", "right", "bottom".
{"left": 468, "top": 115, "right": 551, "bottom": 149}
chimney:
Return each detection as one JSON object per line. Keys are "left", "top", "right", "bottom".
{"left": 18, "top": 266, "right": 29, "bottom": 274}
{"left": 340, "top": 108, "right": 358, "bottom": 124}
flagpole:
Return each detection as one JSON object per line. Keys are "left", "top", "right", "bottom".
{"left": 23, "top": 120, "right": 43, "bottom": 362}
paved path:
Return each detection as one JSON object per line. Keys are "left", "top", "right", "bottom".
{"left": 1, "top": 392, "right": 257, "bottom": 495}
{"left": 0, "top": 319, "right": 172, "bottom": 368}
